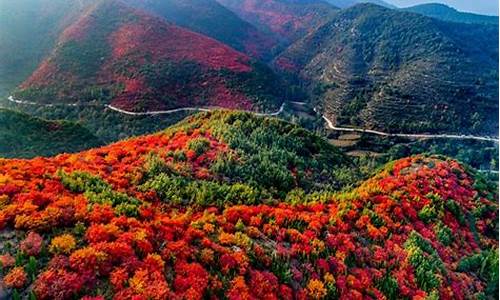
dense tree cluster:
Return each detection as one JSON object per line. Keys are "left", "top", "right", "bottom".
{"left": 0, "top": 112, "right": 497, "bottom": 299}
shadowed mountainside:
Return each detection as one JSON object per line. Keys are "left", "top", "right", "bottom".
{"left": 275, "top": 3, "right": 498, "bottom": 135}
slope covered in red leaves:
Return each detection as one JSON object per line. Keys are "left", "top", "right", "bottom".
{"left": 16, "top": 0, "right": 283, "bottom": 112}
{"left": 0, "top": 111, "right": 498, "bottom": 299}
{"left": 123, "top": 0, "right": 279, "bottom": 60}
{"left": 216, "top": 0, "right": 337, "bottom": 44}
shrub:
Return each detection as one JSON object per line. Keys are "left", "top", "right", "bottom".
{"left": 418, "top": 204, "right": 437, "bottom": 223}
{"left": 59, "top": 171, "right": 109, "bottom": 194}
{"left": 20, "top": 232, "right": 43, "bottom": 257}
{"left": 60, "top": 171, "right": 141, "bottom": 217}
{"left": 4, "top": 267, "right": 27, "bottom": 288}
{"left": 457, "top": 250, "right": 499, "bottom": 297}
{"left": 187, "top": 137, "right": 210, "bottom": 156}
{"left": 307, "top": 279, "right": 327, "bottom": 299}
{"left": 404, "top": 232, "right": 443, "bottom": 292}
{"left": 434, "top": 222, "right": 453, "bottom": 246}
{"left": 49, "top": 234, "right": 76, "bottom": 254}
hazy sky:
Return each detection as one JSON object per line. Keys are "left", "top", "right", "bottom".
{"left": 386, "top": 0, "right": 499, "bottom": 16}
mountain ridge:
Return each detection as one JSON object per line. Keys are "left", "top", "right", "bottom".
{"left": 216, "top": 0, "right": 339, "bottom": 46}
{"left": 401, "top": 3, "right": 499, "bottom": 25}
{"left": 275, "top": 3, "right": 498, "bottom": 135}
{"left": 14, "top": 0, "right": 284, "bottom": 112}
{"left": 122, "top": 0, "right": 279, "bottom": 60}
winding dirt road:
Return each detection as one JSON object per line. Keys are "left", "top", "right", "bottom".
{"left": 316, "top": 108, "right": 499, "bottom": 143}
{"left": 5, "top": 96, "right": 498, "bottom": 143}
{"left": 6, "top": 96, "right": 285, "bottom": 117}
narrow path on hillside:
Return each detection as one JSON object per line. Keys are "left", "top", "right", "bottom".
{"left": 6, "top": 95, "right": 498, "bottom": 143}
{"left": 315, "top": 108, "right": 499, "bottom": 143}
{"left": 6, "top": 96, "right": 285, "bottom": 117}
{"left": 106, "top": 102, "right": 285, "bottom": 116}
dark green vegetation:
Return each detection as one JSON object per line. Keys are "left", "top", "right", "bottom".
{"left": 124, "top": 0, "right": 277, "bottom": 59}
{"left": 457, "top": 250, "right": 499, "bottom": 296}
{"left": 141, "top": 166, "right": 269, "bottom": 207}
{"left": 0, "top": 0, "right": 92, "bottom": 96}
{"left": 325, "top": 128, "right": 499, "bottom": 179}
{"left": 384, "top": 139, "right": 499, "bottom": 172}
{"left": 276, "top": 3, "right": 499, "bottom": 135}
{"left": 0, "top": 108, "right": 102, "bottom": 158}
{"left": 3, "top": 101, "right": 190, "bottom": 143}
{"left": 402, "top": 3, "right": 499, "bottom": 25}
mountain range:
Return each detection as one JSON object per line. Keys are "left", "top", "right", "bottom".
{"left": 0, "top": 111, "right": 497, "bottom": 299}
{"left": 0, "top": 1, "right": 498, "bottom": 299}
{"left": 326, "top": 0, "right": 395, "bottom": 9}
{"left": 275, "top": 3, "right": 498, "bottom": 134}
{"left": 402, "top": 3, "right": 499, "bottom": 25}
{"left": 2, "top": 0, "right": 496, "bottom": 137}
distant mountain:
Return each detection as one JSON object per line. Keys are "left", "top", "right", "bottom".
{"left": 0, "top": 108, "right": 101, "bottom": 158}
{"left": 275, "top": 3, "right": 499, "bottom": 135}
{"left": 0, "top": 0, "right": 94, "bottom": 96}
{"left": 15, "top": 0, "right": 284, "bottom": 112}
{"left": 326, "top": 0, "right": 395, "bottom": 9}
{"left": 123, "top": 0, "right": 278, "bottom": 59}
{"left": 401, "top": 3, "right": 498, "bottom": 25}
{"left": 216, "top": 0, "right": 338, "bottom": 45}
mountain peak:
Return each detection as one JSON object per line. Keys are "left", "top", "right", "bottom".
{"left": 402, "top": 2, "right": 499, "bottom": 25}
{"left": 15, "top": 0, "right": 283, "bottom": 112}
{"left": 275, "top": 2, "right": 498, "bottom": 135}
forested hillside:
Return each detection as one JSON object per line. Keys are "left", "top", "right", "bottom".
{"left": 123, "top": 0, "right": 278, "bottom": 59}
{"left": 402, "top": 3, "right": 499, "bottom": 25}
{"left": 0, "top": 111, "right": 497, "bottom": 299}
{"left": 0, "top": 108, "right": 102, "bottom": 158}
{"left": 14, "top": 0, "right": 284, "bottom": 112}
{"left": 276, "top": 4, "right": 498, "bottom": 135}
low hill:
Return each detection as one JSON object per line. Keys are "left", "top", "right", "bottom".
{"left": 402, "top": 3, "right": 499, "bottom": 25}
{"left": 0, "top": 111, "right": 497, "bottom": 299}
{"left": 216, "top": 0, "right": 338, "bottom": 45}
{"left": 275, "top": 3, "right": 499, "bottom": 135}
{"left": 0, "top": 108, "right": 101, "bottom": 158}
{"left": 123, "top": 0, "right": 278, "bottom": 59}
{"left": 14, "top": 0, "right": 283, "bottom": 112}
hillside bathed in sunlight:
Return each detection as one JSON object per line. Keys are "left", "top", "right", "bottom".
{"left": 0, "top": 112, "right": 498, "bottom": 299}
{"left": 14, "top": 0, "right": 283, "bottom": 112}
